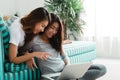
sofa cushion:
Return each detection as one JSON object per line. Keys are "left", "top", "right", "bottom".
{"left": 4, "top": 62, "right": 27, "bottom": 72}
{"left": 4, "top": 69, "right": 29, "bottom": 80}
{"left": 63, "top": 41, "right": 96, "bottom": 57}
{"left": 0, "top": 15, "right": 10, "bottom": 59}
{"left": 4, "top": 68, "right": 40, "bottom": 80}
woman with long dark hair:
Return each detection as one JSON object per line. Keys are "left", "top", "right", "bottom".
{"left": 8, "top": 7, "right": 51, "bottom": 65}
{"left": 27, "top": 13, "right": 106, "bottom": 80}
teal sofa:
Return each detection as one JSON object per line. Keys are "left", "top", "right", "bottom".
{"left": 63, "top": 41, "right": 96, "bottom": 64}
{"left": 0, "top": 15, "right": 96, "bottom": 80}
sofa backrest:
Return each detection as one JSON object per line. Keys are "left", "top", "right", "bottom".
{"left": 0, "top": 15, "right": 10, "bottom": 60}
{"left": 0, "top": 31, "right": 4, "bottom": 80}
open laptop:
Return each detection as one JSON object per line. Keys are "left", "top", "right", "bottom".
{"left": 42, "top": 62, "right": 92, "bottom": 80}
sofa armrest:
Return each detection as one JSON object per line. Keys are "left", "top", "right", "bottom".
{"left": 0, "top": 31, "right": 4, "bottom": 80}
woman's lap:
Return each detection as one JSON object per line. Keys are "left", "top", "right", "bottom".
{"left": 38, "top": 64, "right": 106, "bottom": 80}
{"left": 79, "top": 64, "right": 106, "bottom": 80}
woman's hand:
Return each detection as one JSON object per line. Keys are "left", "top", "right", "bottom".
{"left": 25, "top": 52, "right": 51, "bottom": 70}
{"left": 24, "top": 52, "right": 37, "bottom": 70}
{"left": 33, "top": 52, "right": 51, "bottom": 60}
{"left": 26, "top": 58, "right": 37, "bottom": 70}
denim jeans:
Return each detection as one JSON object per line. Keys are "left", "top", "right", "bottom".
{"left": 78, "top": 64, "right": 106, "bottom": 80}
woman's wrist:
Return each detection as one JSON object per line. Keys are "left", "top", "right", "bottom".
{"left": 31, "top": 52, "right": 36, "bottom": 57}
{"left": 24, "top": 51, "right": 35, "bottom": 58}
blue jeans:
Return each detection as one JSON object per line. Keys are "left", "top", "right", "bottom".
{"left": 78, "top": 64, "right": 106, "bottom": 80}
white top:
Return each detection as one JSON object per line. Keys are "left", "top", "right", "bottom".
{"left": 8, "top": 18, "right": 25, "bottom": 47}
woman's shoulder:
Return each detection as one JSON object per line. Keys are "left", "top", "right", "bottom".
{"left": 9, "top": 18, "right": 21, "bottom": 28}
{"left": 32, "top": 35, "right": 46, "bottom": 45}
{"left": 32, "top": 35, "right": 40, "bottom": 43}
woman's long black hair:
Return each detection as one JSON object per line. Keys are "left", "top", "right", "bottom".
{"left": 42, "top": 13, "right": 63, "bottom": 54}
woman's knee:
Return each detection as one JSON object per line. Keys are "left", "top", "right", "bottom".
{"left": 79, "top": 64, "right": 107, "bottom": 80}
{"left": 90, "top": 64, "right": 107, "bottom": 78}
{"left": 97, "top": 64, "right": 106, "bottom": 76}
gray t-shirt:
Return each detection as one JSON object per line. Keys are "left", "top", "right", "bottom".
{"left": 28, "top": 35, "right": 67, "bottom": 75}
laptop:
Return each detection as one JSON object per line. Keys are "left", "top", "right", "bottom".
{"left": 41, "top": 62, "right": 92, "bottom": 80}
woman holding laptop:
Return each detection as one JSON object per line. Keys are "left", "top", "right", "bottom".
{"left": 26, "top": 13, "right": 106, "bottom": 80}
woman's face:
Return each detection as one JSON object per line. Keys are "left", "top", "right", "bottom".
{"left": 33, "top": 20, "right": 48, "bottom": 34}
{"left": 45, "top": 22, "right": 59, "bottom": 38}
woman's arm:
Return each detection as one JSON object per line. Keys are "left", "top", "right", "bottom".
{"left": 64, "top": 58, "right": 70, "bottom": 65}
{"left": 9, "top": 43, "right": 35, "bottom": 64}
{"left": 61, "top": 50, "right": 70, "bottom": 65}
{"left": 9, "top": 43, "right": 50, "bottom": 64}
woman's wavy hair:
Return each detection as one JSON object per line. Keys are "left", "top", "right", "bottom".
{"left": 19, "top": 7, "right": 50, "bottom": 53}
{"left": 41, "top": 13, "right": 63, "bottom": 54}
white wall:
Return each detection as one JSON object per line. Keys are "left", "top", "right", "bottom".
{"left": 0, "top": 0, "right": 45, "bottom": 16}
{"left": 16, "top": 0, "right": 45, "bottom": 17}
{"left": 0, "top": 0, "right": 16, "bottom": 16}
{"left": 82, "top": 0, "right": 96, "bottom": 37}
